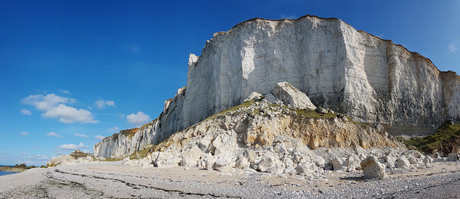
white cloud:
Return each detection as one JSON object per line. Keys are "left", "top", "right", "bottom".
{"left": 58, "top": 143, "right": 86, "bottom": 150}
{"left": 126, "top": 111, "right": 151, "bottom": 126}
{"left": 47, "top": 132, "right": 62, "bottom": 138}
{"left": 43, "top": 104, "right": 98, "bottom": 123}
{"left": 94, "top": 99, "right": 116, "bottom": 109}
{"left": 20, "top": 131, "right": 29, "bottom": 136}
{"left": 74, "top": 133, "right": 88, "bottom": 137}
{"left": 108, "top": 126, "right": 120, "bottom": 133}
{"left": 22, "top": 93, "right": 98, "bottom": 124}
{"left": 22, "top": 93, "right": 74, "bottom": 110}
{"left": 449, "top": 44, "right": 458, "bottom": 52}
{"left": 20, "top": 109, "right": 31, "bottom": 115}
{"left": 59, "top": 89, "right": 70, "bottom": 94}
{"left": 95, "top": 135, "right": 105, "bottom": 140}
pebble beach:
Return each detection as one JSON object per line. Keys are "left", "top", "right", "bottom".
{"left": 1, "top": 161, "right": 459, "bottom": 198}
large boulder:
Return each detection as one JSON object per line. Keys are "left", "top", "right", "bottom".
{"left": 395, "top": 156, "right": 410, "bottom": 169}
{"left": 214, "top": 153, "right": 234, "bottom": 171}
{"left": 153, "top": 152, "right": 181, "bottom": 167}
{"left": 181, "top": 145, "right": 202, "bottom": 167}
{"left": 360, "top": 156, "right": 386, "bottom": 179}
{"left": 271, "top": 82, "right": 317, "bottom": 110}
{"left": 331, "top": 157, "right": 344, "bottom": 171}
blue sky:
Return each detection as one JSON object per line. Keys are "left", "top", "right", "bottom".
{"left": 0, "top": 0, "right": 459, "bottom": 165}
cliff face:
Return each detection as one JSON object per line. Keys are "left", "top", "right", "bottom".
{"left": 94, "top": 15, "right": 460, "bottom": 158}
{"left": 180, "top": 16, "right": 460, "bottom": 136}
{"left": 94, "top": 122, "right": 159, "bottom": 158}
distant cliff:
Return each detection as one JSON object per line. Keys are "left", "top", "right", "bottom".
{"left": 94, "top": 15, "right": 460, "bottom": 158}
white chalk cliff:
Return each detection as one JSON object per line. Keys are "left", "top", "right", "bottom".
{"left": 94, "top": 15, "right": 460, "bottom": 158}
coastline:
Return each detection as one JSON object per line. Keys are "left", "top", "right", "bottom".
{"left": 1, "top": 161, "right": 459, "bottom": 198}
{"left": 0, "top": 166, "right": 26, "bottom": 173}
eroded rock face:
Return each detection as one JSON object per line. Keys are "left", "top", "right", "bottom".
{"left": 179, "top": 16, "right": 460, "bottom": 136}
{"left": 94, "top": 15, "right": 460, "bottom": 158}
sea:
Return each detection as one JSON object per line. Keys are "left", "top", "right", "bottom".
{"left": 0, "top": 165, "right": 17, "bottom": 176}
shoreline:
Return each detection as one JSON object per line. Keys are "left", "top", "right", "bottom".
{"left": 1, "top": 161, "right": 459, "bottom": 198}
{"left": 0, "top": 167, "right": 26, "bottom": 173}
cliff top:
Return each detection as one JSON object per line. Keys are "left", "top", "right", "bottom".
{"left": 210, "top": 14, "right": 446, "bottom": 74}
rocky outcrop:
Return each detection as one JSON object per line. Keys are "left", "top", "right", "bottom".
{"left": 47, "top": 150, "right": 100, "bottom": 167}
{"left": 94, "top": 123, "right": 159, "bottom": 158}
{"left": 94, "top": 15, "right": 460, "bottom": 158}
{"left": 121, "top": 95, "right": 447, "bottom": 177}
{"left": 124, "top": 93, "right": 404, "bottom": 174}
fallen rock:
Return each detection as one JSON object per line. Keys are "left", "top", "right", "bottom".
{"left": 214, "top": 153, "right": 234, "bottom": 171}
{"left": 407, "top": 154, "right": 418, "bottom": 164}
{"left": 316, "top": 107, "right": 327, "bottom": 114}
{"left": 345, "top": 155, "right": 361, "bottom": 171}
{"left": 203, "top": 154, "right": 216, "bottom": 170}
{"left": 360, "top": 156, "right": 386, "bottom": 179}
{"left": 264, "top": 93, "right": 277, "bottom": 104}
{"left": 396, "top": 156, "right": 410, "bottom": 169}
{"left": 257, "top": 153, "right": 277, "bottom": 172}
{"left": 296, "top": 162, "right": 316, "bottom": 175}
{"left": 153, "top": 152, "right": 180, "bottom": 168}
{"left": 271, "top": 82, "right": 316, "bottom": 110}
{"left": 423, "top": 156, "right": 433, "bottom": 166}
{"left": 384, "top": 155, "right": 397, "bottom": 168}
{"left": 235, "top": 154, "right": 249, "bottom": 169}
{"left": 181, "top": 145, "right": 202, "bottom": 167}
{"left": 244, "top": 91, "right": 263, "bottom": 102}
{"left": 331, "top": 157, "right": 344, "bottom": 171}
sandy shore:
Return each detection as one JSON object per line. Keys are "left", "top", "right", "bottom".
{"left": 0, "top": 161, "right": 459, "bottom": 198}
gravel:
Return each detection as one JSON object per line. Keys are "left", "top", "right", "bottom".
{"left": 0, "top": 161, "right": 459, "bottom": 198}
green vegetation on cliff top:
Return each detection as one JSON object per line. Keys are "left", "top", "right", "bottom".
{"left": 403, "top": 121, "right": 460, "bottom": 154}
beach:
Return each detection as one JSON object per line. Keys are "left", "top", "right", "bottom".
{"left": 0, "top": 161, "right": 459, "bottom": 198}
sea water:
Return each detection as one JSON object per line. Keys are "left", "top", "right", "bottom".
{"left": 0, "top": 170, "right": 17, "bottom": 176}
{"left": 0, "top": 165, "right": 17, "bottom": 176}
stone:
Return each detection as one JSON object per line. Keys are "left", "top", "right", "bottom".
{"left": 311, "top": 155, "right": 326, "bottom": 167}
{"left": 235, "top": 154, "right": 249, "bottom": 169}
{"left": 264, "top": 93, "right": 277, "bottom": 104}
{"left": 412, "top": 151, "right": 423, "bottom": 159}
{"left": 204, "top": 154, "right": 216, "bottom": 171}
{"left": 214, "top": 153, "right": 234, "bottom": 171}
{"left": 407, "top": 155, "right": 418, "bottom": 164}
{"left": 331, "top": 157, "right": 344, "bottom": 171}
{"left": 274, "top": 142, "right": 287, "bottom": 155}
{"left": 271, "top": 82, "right": 317, "bottom": 110}
{"left": 316, "top": 107, "right": 327, "bottom": 114}
{"left": 396, "top": 156, "right": 410, "bottom": 169}
{"left": 257, "top": 153, "right": 277, "bottom": 172}
{"left": 360, "top": 156, "right": 386, "bottom": 179}
{"left": 384, "top": 155, "right": 397, "bottom": 168}
{"left": 181, "top": 145, "right": 202, "bottom": 167}
{"left": 448, "top": 153, "right": 460, "bottom": 161}
{"left": 153, "top": 152, "right": 181, "bottom": 168}
{"left": 345, "top": 155, "right": 361, "bottom": 171}
{"left": 244, "top": 91, "right": 263, "bottom": 102}
{"left": 423, "top": 156, "right": 433, "bottom": 166}
{"left": 296, "top": 162, "right": 315, "bottom": 175}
